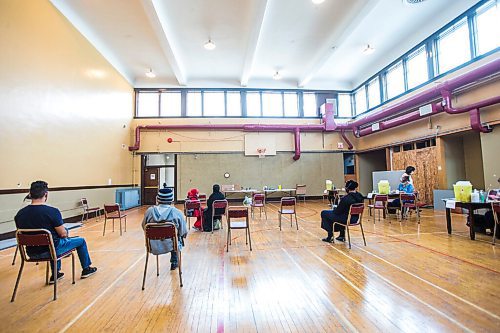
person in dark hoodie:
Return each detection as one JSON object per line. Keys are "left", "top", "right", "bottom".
{"left": 320, "top": 180, "right": 364, "bottom": 242}
{"left": 202, "top": 184, "right": 226, "bottom": 231}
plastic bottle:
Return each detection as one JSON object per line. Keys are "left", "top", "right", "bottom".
{"left": 471, "top": 190, "right": 479, "bottom": 203}
{"left": 479, "top": 190, "right": 485, "bottom": 203}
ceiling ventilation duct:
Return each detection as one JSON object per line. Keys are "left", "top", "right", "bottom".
{"left": 404, "top": 0, "right": 427, "bottom": 4}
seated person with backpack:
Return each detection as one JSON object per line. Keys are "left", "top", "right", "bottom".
{"left": 202, "top": 184, "right": 226, "bottom": 231}
{"left": 186, "top": 188, "right": 202, "bottom": 230}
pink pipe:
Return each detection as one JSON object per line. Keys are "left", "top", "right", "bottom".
{"left": 470, "top": 109, "right": 493, "bottom": 133}
{"left": 434, "top": 90, "right": 500, "bottom": 114}
{"left": 293, "top": 127, "right": 301, "bottom": 160}
{"left": 340, "top": 129, "right": 354, "bottom": 150}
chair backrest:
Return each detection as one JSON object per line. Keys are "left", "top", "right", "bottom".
{"left": 212, "top": 199, "right": 228, "bottom": 215}
{"left": 492, "top": 202, "right": 500, "bottom": 214}
{"left": 347, "top": 203, "right": 365, "bottom": 225}
{"left": 280, "top": 197, "right": 296, "bottom": 212}
{"left": 198, "top": 193, "right": 207, "bottom": 202}
{"left": 16, "top": 229, "right": 56, "bottom": 261}
{"left": 488, "top": 189, "right": 500, "bottom": 202}
{"left": 185, "top": 200, "right": 201, "bottom": 210}
{"left": 252, "top": 193, "right": 265, "bottom": 205}
{"left": 144, "top": 222, "right": 177, "bottom": 252}
{"left": 228, "top": 207, "right": 249, "bottom": 218}
{"left": 374, "top": 194, "right": 388, "bottom": 203}
{"left": 104, "top": 204, "right": 120, "bottom": 217}
{"left": 296, "top": 184, "right": 307, "bottom": 195}
{"left": 400, "top": 193, "right": 416, "bottom": 202}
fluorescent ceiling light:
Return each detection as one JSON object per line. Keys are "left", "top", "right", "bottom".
{"left": 204, "top": 39, "right": 216, "bottom": 50}
{"left": 363, "top": 44, "right": 375, "bottom": 55}
{"left": 312, "top": 0, "right": 325, "bottom": 4}
{"left": 145, "top": 68, "right": 156, "bottom": 78}
{"left": 273, "top": 71, "right": 282, "bottom": 80}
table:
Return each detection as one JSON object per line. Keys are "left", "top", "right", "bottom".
{"left": 264, "top": 188, "right": 296, "bottom": 198}
{"left": 223, "top": 189, "right": 258, "bottom": 199}
{"left": 443, "top": 199, "right": 492, "bottom": 240}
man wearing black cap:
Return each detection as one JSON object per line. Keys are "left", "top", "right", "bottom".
{"left": 14, "top": 181, "right": 97, "bottom": 283}
{"left": 320, "top": 180, "right": 364, "bottom": 242}
{"left": 142, "top": 187, "right": 188, "bottom": 270}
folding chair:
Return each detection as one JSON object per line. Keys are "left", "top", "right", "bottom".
{"left": 367, "top": 194, "right": 389, "bottom": 223}
{"left": 332, "top": 203, "right": 366, "bottom": 249}
{"left": 198, "top": 193, "right": 207, "bottom": 207}
{"left": 398, "top": 193, "right": 423, "bottom": 223}
{"left": 251, "top": 193, "right": 267, "bottom": 219}
{"left": 492, "top": 202, "right": 500, "bottom": 245}
{"left": 296, "top": 184, "right": 307, "bottom": 203}
{"left": 142, "top": 222, "right": 183, "bottom": 289}
{"left": 11, "top": 229, "right": 75, "bottom": 302}
{"left": 211, "top": 199, "right": 228, "bottom": 233}
{"left": 226, "top": 206, "right": 252, "bottom": 252}
{"left": 103, "top": 204, "right": 127, "bottom": 236}
{"left": 184, "top": 200, "right": 202, "bottom": 230}
{"left": 80, "top": 198, "right": 100, "bottom": 223}
{"left": 278, "top": 197, "right": 298, "bottom": 231}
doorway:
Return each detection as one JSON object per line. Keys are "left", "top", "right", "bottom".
{"left": 141, "top": 154, "right": 176, "bottom": 205}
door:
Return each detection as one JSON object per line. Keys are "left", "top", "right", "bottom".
{"left": 143, "top": 166, "right": 159, "bottom": 205}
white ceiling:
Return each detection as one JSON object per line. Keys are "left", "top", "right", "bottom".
{"left": 51, "top": 0, "right": 480, "bottom": 90}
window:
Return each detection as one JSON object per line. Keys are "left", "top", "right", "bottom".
{"left": 354, "top": 87, "right": 367, "bottom": 115}
{"left": 186, "top": 91, "right": 202, "bottom": 117}
{"left": 137, "top": 92, "right": 159, "bottom": 117}
{"left": 246, "top": 92, "right": 261, "bottom": 117}
{"left": 476, "top": 2, "right": 500, "bottom": 55}
{"left": 367, "top": 77, "right": 380, "bottom": 109}
{"left": 386, "top": 61, "right": 405, "bottom": 99}
{"left": 303, "top": 93, "right": 317, "bottom": 117}
{"left": 160, "top": 92, "right": 181, "bottom": 117}
{"left": 337, "top": 94, "right": 352, "bottom": 117}
{"left": 283, "top": 92, "right": 299, "bottom": 117}
{"left": 203, "top": 91, "right": 225, "bottom": 116}
{"left": 437, "top": 20, "right": 471, "bottom": 74}
{"left": 406, "top": 46, "right": 428, "bottom": 89}
{"left": 226, "top": 91, "right": 241, "bottom": 116}
{"left": 262, "top": 92, "right": 283, "bottom": 117}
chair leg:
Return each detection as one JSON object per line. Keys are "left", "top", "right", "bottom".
{"left": 156, "top": 255, "right": 159, "bottom": 276}
{"left": 124, "top": 217, "right": 127, "bottom": 232}
{"left": 113, "top": 220, "right": 115, "bottom": 232}
{"left": 295, "top": 213, "right": 298, "bottom": 230}
{"left": 360, "top": 223, "right": 367, "bottom": 246}
{"left": 416, "top": 208, "right": 420, "bottom": 224}
{"left": 142, "top": 252, "right": 149, "bottom": 290}
{"left": 347, "top": 226, "right": 352, "bottom": 249}
{"left": 53, "top": 259, "right": 57, "bottom": 301}
{"left": 248, "top": 228, "right": 252, "bottom": 251}
{"left": 226, "top": 227, "right": 230, "bottom": 252}
{"left": 178, "top": 250, "right": 183, "bottom": 287}
{"left": 279, "top": 213, "right": 282, "bottom": 231}
{"left": 12, "top": 245, "right": 18, "bottom": 265}
{"left": 119, "top": 218, "right": 122, "bottom": 236}
{"left": 493, "top": 220, "right": 498, "bottom": 245}
{"left": 264, "top": 206, "right": 267, "bottom": 219}
{"left": 46, "top": 261, "right": 49, "bottom": 285}
{"left": 103, "top": 218, "right": 107, "bottom": 236}
{"left": 11, "top": 260, "right": 25, "bottom": 302}
{"left": 72, "top": 253, "right": 75, "bottom": 284}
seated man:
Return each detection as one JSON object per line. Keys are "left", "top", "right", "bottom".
{"left": 142, "top": 188, "right": 188, "bottom": 270}
{"left": 388, "top": 175, "right": 415, "bottom": 208}
{"left": 320, "top": 180, "right": 364, "bottom": 242}
{"left": 202, "top": 184, "right": 226, "bottom": 231}
{"left": 14, "top": 181, "right": 97, "bottom": 283}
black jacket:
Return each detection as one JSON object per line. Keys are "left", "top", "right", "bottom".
{"left": 334, "top": 191, "right": 364, "bottom": 220}
{"left": 206, "top": 191, "right": 226, "bottom": 215}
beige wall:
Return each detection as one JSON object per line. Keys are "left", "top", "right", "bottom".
{"left": 481, "top": 125, "right": 500, "bottom": 190}
{"left": 0, "top": 0, "right": 134, "bottom": 233}
{"left": 463, "top": 132, "right": 485, "bottom": 189}
{"left": 357, "top": 150, "right": 387, "bottom": 194}
{"left": 176, "top": 152, "right": 344, "bottom": 199}
{"left": 443, "top": 136, "right": 466, "bottom": 188}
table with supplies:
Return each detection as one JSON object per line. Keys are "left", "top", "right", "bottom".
{"left": 443, "top": 199, "right": 492, "bottom": 240}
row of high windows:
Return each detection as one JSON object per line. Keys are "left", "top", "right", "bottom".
{"left": 136, "top": 0, "right": 499, "bottom": 119}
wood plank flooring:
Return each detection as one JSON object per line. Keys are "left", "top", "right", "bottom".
{"left": 0, "top": 201, "right": 499, "bottom": 332}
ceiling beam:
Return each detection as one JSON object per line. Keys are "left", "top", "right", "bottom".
{"left": 50, "top": 0, "right": 134, "bottom": 85}
{"left": 142, "top": 0, "right": 187, "bottom": 86}
{"left": 240, "top": 0, "right": 270, "bottom": 87}
{"left": 298, "top": 0, "right": 380, "bottom": 88}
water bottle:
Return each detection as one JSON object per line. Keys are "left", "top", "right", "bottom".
{"left": 479, "top": 190, "right": 485, "bottom": 203}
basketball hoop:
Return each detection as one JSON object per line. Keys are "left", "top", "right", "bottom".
{"left": 257, "top": 147, "right": 266, "bottom": 158}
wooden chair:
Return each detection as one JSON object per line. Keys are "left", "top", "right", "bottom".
{"left": 80, "top": 198, "right": 100, "bottom": 223}
{"left": 398, "top": 193, "right": 423, "bottom": 223}
{"left": 142, "top": 222, "right": 183, "bottom": 289}
{"left": 211, "top": 199, "right": 228, "bottom": 233}
{"left": 332, "top": 203, "right": 366, "bottom": 249}
{"left": 11, "top": 229, "right": 75, "bottom": 302}
{"left": 367, "top": 194, "right": 389, "bottom": 223}
{"left": 492, "top": 202, "right": 500, "bottom": 245}
{"left": 296, "top": 184, "right": 307, "bottom": 203}
{"left": 251, "top": 193, "right": 267, "bottom": 219}
{"left": 198, "top": 193, "right": 207, "bottom": 207}
{"left": 226, "top": 206, "right": 252, "bottom": 252}
{"left": 278, "top": 197, "right": 298, "bottom": 231}
{"left": 184, "top": 200, "right": 202, "bottom": 230}
{"left": 103, "top": 204, "right": 127, "bottom": 236}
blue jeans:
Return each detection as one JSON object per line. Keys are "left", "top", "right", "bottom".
{"left": 31, "top": 237, "right": 92, "bottom": 273}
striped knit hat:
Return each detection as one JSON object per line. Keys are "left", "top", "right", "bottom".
{"left": 157, "top": 188, "right": 174, "bottom": 204}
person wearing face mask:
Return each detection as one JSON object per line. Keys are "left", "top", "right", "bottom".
{"left": 320, "top": 180, "right": 364, "bottom": 243}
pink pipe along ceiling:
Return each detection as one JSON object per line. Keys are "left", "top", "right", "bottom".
{"left": 130, "top": 58, "right": 500, "bottom": 160}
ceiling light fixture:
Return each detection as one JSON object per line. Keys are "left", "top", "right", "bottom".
{"left": 273, "top": 71, "right": 282, "bottom": 80}
{"left": 312, "top": 0, "right": 325, "bottom": 4}
{"left": 145, "top": 68, "right": 156, "bottom": 78}
{"left": 363, "top": 44, "right": 375, "bottom": 55}
{"left": 204, "top": 39, "right": 216, "bottom": 50}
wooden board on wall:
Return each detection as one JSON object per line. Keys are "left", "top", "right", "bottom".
{"left": 392, "top": 147, "right": 438, "bottom": 205}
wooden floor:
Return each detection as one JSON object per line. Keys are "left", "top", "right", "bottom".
{"left": 1, "top": 201, "right": 499, "bottom": 333}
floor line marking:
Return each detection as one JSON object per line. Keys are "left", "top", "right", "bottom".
{"left": 59, "top": 254, "right": 145, "bottom": 333}
{"left": 300, "top": 228, "right": 474, "bottom": 333}
{"left": 281, "top": 248, "right": 358, "bottom": 333}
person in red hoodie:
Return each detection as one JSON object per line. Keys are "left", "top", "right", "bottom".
{"left": 186, "top": 188, "right": 202, "bottom": 230}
